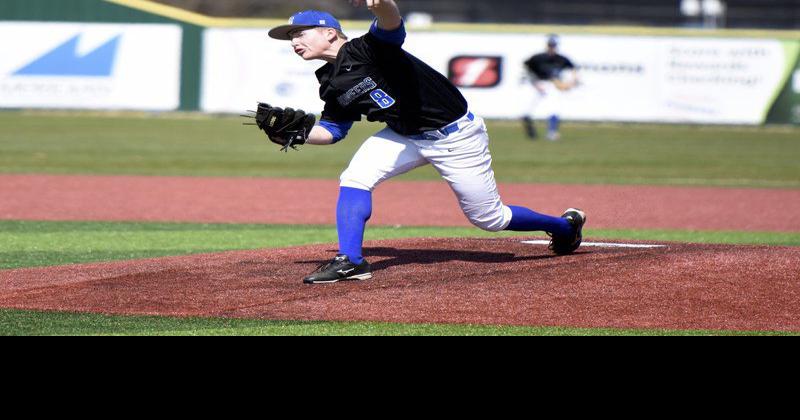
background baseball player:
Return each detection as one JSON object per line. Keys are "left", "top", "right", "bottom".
{"left": 522, "top": 35, "right": 579, "bottom": 141}
{"left": 253, "top": 0, "right": 586, "bottom": 284}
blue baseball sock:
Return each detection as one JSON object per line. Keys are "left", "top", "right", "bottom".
{"left": 505, "top": 205, "right": 573, "bottom": 236}
{"left": 549, "top": 115, "right": 560, "bottom": 133}
{"left": 337, "top": 187, "right": 372, "bottom": 264}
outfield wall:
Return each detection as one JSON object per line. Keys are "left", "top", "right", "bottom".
{"left": 203, "top": 29, "right": 800, "bottom": 125}
{"left": 0, "top": 0, "right": 202, "bottom": 111}
{"left": 1, "top": 0, "right": 799, "bottom": 124}
{"left": 0, "top": 22, "right": 182, "bottom": 110}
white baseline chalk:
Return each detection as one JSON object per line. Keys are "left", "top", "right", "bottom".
{"left": 522, "top": 240, "right": 667, "bottom": 249}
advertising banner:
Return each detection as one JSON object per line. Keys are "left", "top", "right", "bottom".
{"left": 202, "top": 27, "right": 799, "bottom": 125}
{"left": 0, "top": 22, "right": 182, "bottom": 111}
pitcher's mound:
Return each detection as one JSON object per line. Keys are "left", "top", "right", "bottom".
{"left": 2, "top": 238, "right": 799, "bottom": 332}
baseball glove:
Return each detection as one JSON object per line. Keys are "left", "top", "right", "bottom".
{"left": 246, "top": 103, "right": 316, "bottom": 152}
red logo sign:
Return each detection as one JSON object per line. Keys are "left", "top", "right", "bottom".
{"left": 448, "top": 56, "right": 503, "bottom": 88}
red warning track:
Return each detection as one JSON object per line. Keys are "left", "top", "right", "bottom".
{"left": 1, "top": 174, "right": 799, "bottom": 232}
{"left": 1, "top": 238, "right": 799, "bottom": 332}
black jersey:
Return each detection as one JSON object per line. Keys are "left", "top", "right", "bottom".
{"left": 316, "top": 31, "right": 468, "bottom": 136}
{"left": 524, "top": 53, "right": 575, "bottom": 81}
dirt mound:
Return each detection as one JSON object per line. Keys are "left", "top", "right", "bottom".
{"left": 2, "top": 238, "right": 799, "bottom": 332}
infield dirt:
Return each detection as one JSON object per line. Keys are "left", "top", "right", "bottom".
{"left": 2, "top": 175, "right": 799, "bottom": 231}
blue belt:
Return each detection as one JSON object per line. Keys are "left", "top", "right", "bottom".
{"left": 410, "top": 112, "right": 474, "bottom": 141}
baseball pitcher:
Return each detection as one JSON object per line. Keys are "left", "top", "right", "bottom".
{"left": 252, "top": 0, "right": 586, "bottom": 284}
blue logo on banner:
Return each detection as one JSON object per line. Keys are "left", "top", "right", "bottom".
{"left": 14, "top": 34, "right": 121, "bottom": 77}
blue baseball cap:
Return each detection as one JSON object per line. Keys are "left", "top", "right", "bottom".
{"left": 268, "top": 10, "right": 343, "bottom": 40}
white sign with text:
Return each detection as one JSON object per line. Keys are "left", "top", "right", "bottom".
{"left": 0, "top": 22, "right": 182, "bottom": 110}
{"left": 202, "top": 28, "right": 789, "bottom": 125}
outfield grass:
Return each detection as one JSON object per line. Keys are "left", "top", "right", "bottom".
{"left": 2, "top": 220, "right": 799, "bottom": 270}
{"left": 2, "top": 112, "right": 799, "bottom": 187}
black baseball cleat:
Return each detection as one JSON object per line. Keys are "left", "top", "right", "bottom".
{"left": 549, "top": 208, "right": 587, "bottom": 255}
{"left": 303, "top": 254, "right": 373, "bottom": 284}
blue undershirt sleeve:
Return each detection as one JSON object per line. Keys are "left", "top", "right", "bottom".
{"left": 318, "top": 119, "right": 354, "bottom": 144}
{"left": 369, "top": 19, "right": 406, "bottom": 47}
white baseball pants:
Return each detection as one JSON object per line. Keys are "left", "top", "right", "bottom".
{"left": 340, "top": 114, "right": 513, "bottom": 232}
{"left": 524, "top": 81, "right": 565, "bottom": 120}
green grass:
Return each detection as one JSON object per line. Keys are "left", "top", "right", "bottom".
{"left": 2, "top": 220, "right": 799, "bottom": 270}
{"left": 0, "top": 221, "right": 519, "bottom": 270}
{"left": 0, "top": 309, "right": 792, "bottom": 336}
{"left": 2, "top": 112, "right": 799, "bottom": 187}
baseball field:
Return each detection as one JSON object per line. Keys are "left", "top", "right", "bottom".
{"left": 1, "top": 112, "right": 799, "bottom": 335}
